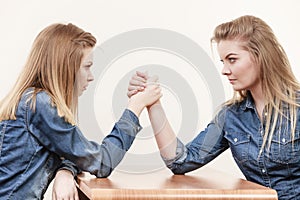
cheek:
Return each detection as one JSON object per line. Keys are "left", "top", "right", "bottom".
{"left": 238, "top": 60, "right": 257, "bottom": 78}
{"left": 249, "top": 63, "right": 260, "bottom": 80}
{"left": 80, "top": 71, "right": 87, "bottom": 80}
{"left": 76, "top": 69, "right": 86, "bottom": 85}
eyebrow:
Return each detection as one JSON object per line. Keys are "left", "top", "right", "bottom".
{"left": 220, "top": 53, "right": 238, "bottom": 62}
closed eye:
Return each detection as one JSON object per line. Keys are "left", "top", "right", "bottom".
{"left": 84, "top": 62, "right": 93, "bottom": 68}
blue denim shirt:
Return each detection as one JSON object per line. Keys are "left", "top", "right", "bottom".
{"left": 164, "top": 92, "right": 300, "bottom": 200}
{"left": 0, "top": 89, "right": 142, "bottom": 200}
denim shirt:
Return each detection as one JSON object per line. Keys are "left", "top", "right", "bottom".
{"left": 0, "top": 89, "right": 142, "bottom": 200}
{"left": 164, "top": 93, "right": 300, "bottom": 200}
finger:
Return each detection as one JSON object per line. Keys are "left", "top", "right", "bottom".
{"left": 129, "top": 78, "right": 146, "bottom": 87}
{"left": 74, "top": 190, "right": 79, "bottom": 200}
{"left": 136, "top": 71, "right": 149, "bottom": 79}
{"left": 128, "top": 85, "right": 145, "bottom": 93}
{"left": 146, "top": 82, "right": 160, "bottom": 89}
{"left": 127, "top": 90, "right": 138, "bottom": 98}
{"left": 132, "top": 74, "right": 146, "bottom": 82}
{"left": 128, "top": 82, "right": 145, "bottom": 90}
{"left": 52, "top": 192, "right": 57, "bottom": 200}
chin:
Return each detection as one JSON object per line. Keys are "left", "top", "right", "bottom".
{"left": 232, "top": 87, "right": 244, "bottom": 91}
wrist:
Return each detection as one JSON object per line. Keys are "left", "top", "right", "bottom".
{"left": 127, "top": 100, "right": 145, "bottom": 117}
{"left": 56, "top": 169, "right": 74, "bottom": 178}
{"left": 147, "top": 100, "right": 161, "bottom": 110}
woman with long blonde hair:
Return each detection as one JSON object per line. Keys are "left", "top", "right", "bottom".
{"left": 0, "top": 23, "right": 162, "bottom": 200}
{"left": 129, "top": 15, "right": 300, "bottom": 199}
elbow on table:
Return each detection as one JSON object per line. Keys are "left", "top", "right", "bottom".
{"left": 94, "top": 167, "right": 113, "bottom": 178}
{"left": 168, "top": 163, "right": 203, "bottom": 175}
{"left": 168, "top": 165, "right": 186, "bottom": 175}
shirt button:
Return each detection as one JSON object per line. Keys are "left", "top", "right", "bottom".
{"left": 262, "top": 169, "right": 266, "bottom": 173}
{"left": 282, "top": 138, "right": 286, "bottom": 143}
{"left": 234, "top": 138, "right": 238, "bottom": 142}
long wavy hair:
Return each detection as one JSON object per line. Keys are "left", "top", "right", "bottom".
{"left": 211, "top": 15, "right": 300, "bottom": 154}
{"left": 0, "top": 23, "right": 96, "bottom": 125}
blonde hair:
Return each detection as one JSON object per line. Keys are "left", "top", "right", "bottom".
{"left": 211, "top": 15, "right": 300, "bottom": 154}
{"left": 0, "top": 23, "right": 96, "bottom": 125}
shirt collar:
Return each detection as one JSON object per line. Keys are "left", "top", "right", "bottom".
{"left": 240, "top": 91, "right": 256, "bottom": 111}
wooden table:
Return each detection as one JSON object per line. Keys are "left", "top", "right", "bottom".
{"left": 77, "top": 167, "right": 278, "bottom": 200}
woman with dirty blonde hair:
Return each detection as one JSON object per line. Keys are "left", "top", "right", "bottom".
{"left": 129, "top": 15, "right": 300, "bottom": 199}
{"left": 0, "top": 23, "right": 162, "bottom": 200}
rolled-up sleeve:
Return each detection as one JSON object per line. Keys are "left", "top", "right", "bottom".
{"left": 162, "top": 117, "right": 229, "bottom": 174}
{"left": 161, "top": 138, "right": 187, "bottom": 168}
{"left": 57, "top": 159, "right": 81, "bottom": 177}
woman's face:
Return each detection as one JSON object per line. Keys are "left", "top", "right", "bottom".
{"left": 217, "top": 39, "right": 261, "bottom": 92}
{"left": 76, "top": 47, "right": 94, "bottom": 96}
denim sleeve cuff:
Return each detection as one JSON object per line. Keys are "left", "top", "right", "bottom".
{"left": 58, "top": 166, "right": 81, "bottom": 177}
{"left": 57, "top": 160, "right": 81, "bottom": 177}
{"left": 120, "top": 109, "right": 142, "bottom": 133}
{"left": 161, "top": 138, "right": 187, "bottom": 168}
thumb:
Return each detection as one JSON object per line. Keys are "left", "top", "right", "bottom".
{"left": 147, "top": 75, "right": 159, "bottom": 83}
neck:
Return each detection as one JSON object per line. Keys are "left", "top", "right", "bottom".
{"left": 250, "top": 84, "right": 265, "bottom": 120}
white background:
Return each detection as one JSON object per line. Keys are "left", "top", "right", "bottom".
{"left": 1, "top": 1, "right": 300, "bottom": 199}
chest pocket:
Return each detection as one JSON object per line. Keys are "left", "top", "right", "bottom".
{"left": 224, "top": 132, "right": 250, "bottom": 164}
{"left": 267, "top": 129, "right": 300, "bottom": 164}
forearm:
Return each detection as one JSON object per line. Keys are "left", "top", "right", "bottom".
{"left": 147, "top": 101, "right": 177, "bottom": 159}
{"left": 82, "top": 109, "right": 142, "bottom": 178}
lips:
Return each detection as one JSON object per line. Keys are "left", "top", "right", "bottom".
{"left": 228, "top": 79, "right": 237, "bottom": 84}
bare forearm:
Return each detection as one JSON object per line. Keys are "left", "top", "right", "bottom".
{"left": 147, "top": 101, "right": 177, "bottom": 159}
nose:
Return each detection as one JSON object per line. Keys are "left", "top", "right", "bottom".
{"left": 88, "top": 71, "right": 94, "bottom": 82}
{"left": 221, "top": 63, "right": 231, "bottom": 76}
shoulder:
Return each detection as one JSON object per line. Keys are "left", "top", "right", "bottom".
{"left": 216, "top": 103, "right": 238, "bottom": 117}
{"left": 35, "top": 90, "right": 52, "bottom": 107}
{"left": 23, "top": 88, "right": 56, "bottom": 117}
{"left": 213, "top": 100, "right": 247, "bottom": 124}
{"left": 25, "top": 89, "right": 74, "bottom": 128}
{"left": 22, "top": 88, "right": 51, "bottom": 103}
